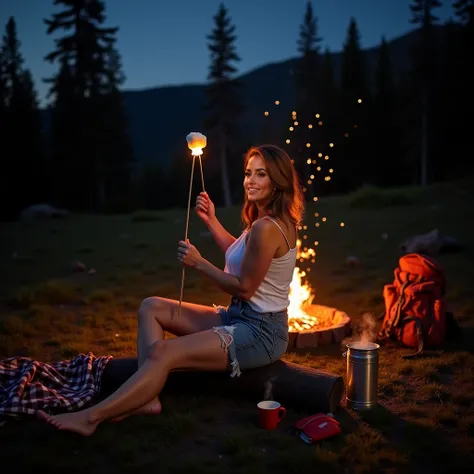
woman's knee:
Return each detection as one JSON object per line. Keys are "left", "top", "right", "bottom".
{"left": 148, "top": 339, "right": 174, "bottom": 363}
{"left": 138, "top": 296, "right": 165, "bottom": 321}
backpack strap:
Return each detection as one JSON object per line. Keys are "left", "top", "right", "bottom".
{"left": 378, "top": 279, "right": 412, "bottom": 340}
{"left": 391, "top": 280, "right": 411, "bottom": 328}
{"left": 401, "top": 317, "right": 424, "bottom": 359}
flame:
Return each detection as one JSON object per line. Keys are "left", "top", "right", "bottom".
{"left": 288, "top": 266, "right": 316, "bottom": 331}
{"left": 190, "top": 147, "right": 204, "bottom": 156}
{"left": 288, "top": 239, "right": 335, "bottom": 332}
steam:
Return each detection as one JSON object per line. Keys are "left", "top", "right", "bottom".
{"left": 263, "top": 376, "right": 277, "bottom": 400}
{"left": 342, "top": 312, "right": 377, "bottom": 347}
{"left": 358, "top": 313, "right": 377, "bottom": 345}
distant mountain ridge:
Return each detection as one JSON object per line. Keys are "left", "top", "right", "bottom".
{"left": 42, "top": 27, "right": 440, "bottom": 167}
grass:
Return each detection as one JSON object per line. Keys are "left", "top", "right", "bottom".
{"left": 1, "top": 179, "right": 474, "bottom": 473}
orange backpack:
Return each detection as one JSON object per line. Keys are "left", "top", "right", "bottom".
{"left": 378, "top": 253, "right": 447, "bottom": 358}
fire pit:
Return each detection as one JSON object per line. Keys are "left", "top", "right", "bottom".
{"left": 286, "top": 265, "right": 351, "bottom": 350}
{"left": 287, "top": 303, "right": 351, "bottom": 350}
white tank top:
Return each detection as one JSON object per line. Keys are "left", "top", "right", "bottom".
{"left": 224, "top": 217, "right": 297, "bottom": 313}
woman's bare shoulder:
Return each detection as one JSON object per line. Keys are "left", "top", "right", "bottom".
{"left": 248, "top": 218, "right": 280, "bottom": 240}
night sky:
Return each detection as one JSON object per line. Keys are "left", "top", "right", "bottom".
{"left": 0, "top": 0, "right": 454, "bottom": 105}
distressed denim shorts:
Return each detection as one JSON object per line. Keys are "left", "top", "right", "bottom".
{"left": 213, "top": 297, "right": 289, "bottom": 378}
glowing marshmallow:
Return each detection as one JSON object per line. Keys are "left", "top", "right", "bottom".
{"left": 186, "top": 132, "right": 207, "bottom": 156}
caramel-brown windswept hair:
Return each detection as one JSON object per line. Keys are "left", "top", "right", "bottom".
{"left": 241, "top": 144, "right": 305, "bottom": 229}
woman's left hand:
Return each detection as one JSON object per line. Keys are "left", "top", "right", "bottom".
{"left": 177, "top": 240, "right": 203, "bottom": 268}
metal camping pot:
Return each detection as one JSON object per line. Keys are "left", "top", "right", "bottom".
{"left": 343, "top": 342, "right": 380, "bottom": 410}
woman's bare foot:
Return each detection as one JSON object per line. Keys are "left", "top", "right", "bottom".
{"left": 37, "top": 410, "right": 99, "bottom": 436}
{"left": 110, "top": 398, "right": 162, "bottom": 423}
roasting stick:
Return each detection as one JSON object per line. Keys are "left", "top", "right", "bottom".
{"left": 177, "top": 133, "right": 207, "bottom": 319}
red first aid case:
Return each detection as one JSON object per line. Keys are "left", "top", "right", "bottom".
{"left": 294, "top": 413, "right": 341, "bottom": 444}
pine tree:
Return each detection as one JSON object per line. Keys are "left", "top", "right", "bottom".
{"left": 44, "top": 0, "right": 129, "bottom": 211}
{"left": 374, "top": 39, "right": 394, "bottom": 104}
{"left": 205, "top": 3, "right": 243, "bottom": 207}
{"left": 340, "top": 18, "right": 368, "bottom": 121}
{"left": 320, "top": 49, "right": 336, "bottom": 127}
{"left": 2, "top": 17, "right": 23, "bottom": 106}
{"left": 319, "top": 49, "right": 338, "bottom": 149}
{"left": 441, "top": 0, "right": 474, "bottom": 178}
{"left": 453, "top": 0, "right": 474, "bottom": 65}
{"left": 454, "top": 0, "right": 474, "bottom": 24}
{"left": 0, "top": 17, "right": 43, "bottom": 220}
{"left": 94, "top": 44, "right": 134, "bottom": 211}
{"left": 314, "top": 48, "right": 342, "bottom": 194}
{"left": 47, "top": 56, "right": 81, "bottom": 207}
{"left": 0, "top": 45, "right": 8, "bottom": 219}
{"left": 17, "top": 69, "right": 44, "bottom": 189}
{"left": 44, "top": 0, "right": 117, "bottom": 98}
{"left": 338, "top": 18, "right": 370, "bottom": 190}
{"left": 295, "top": 1, "right": 322, "bottom": 108}
{"left": 453, "top": 1, "right": 474, "bottom": 111}
{"left": 0, "top": 43, "right": 7, "bottom": 134}
{"left": 409, "top": 0, "right": 442, "bottom": 185}
{"left": 291, "top": 1, "right": 323, "bottom": 199}
{"left": 371, "top": 37, "right": 405, "bottom": 186}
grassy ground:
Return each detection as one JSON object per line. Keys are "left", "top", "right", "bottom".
{"left": 1, "top": 180, "right": 473, "bottom": 473}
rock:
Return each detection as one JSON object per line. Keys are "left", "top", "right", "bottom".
{"left": 346, "top": 256, "right": 360, "bottom": 267}
{"left": 71, "top": 261, "right": 86, "bottom": 272}
{"left": 400, "top": 229, "right": 462, "bottom": 256}
{"left": 20, "top": 203, "right": 69, "bottom": 220}
{"left": 400, "top": 229, "right": 442, "bottom": 255}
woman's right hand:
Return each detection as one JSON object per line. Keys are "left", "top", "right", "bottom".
{"left": 195, "top": 192, "right": 216, "bottom": 226}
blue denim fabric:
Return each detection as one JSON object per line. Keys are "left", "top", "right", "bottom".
{"left": 214, "top": 297, "right": 289, "bottom": 377}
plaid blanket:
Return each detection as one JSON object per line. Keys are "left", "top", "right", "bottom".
{"left": 0, "top": 352, "right": 113, "bottom": 422}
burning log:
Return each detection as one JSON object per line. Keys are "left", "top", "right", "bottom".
{"left": 100, "top": 358, "right": 344, "bottom": 414}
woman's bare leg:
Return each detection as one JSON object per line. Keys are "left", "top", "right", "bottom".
{"left": 38, "top": 329, "right": 229, "bottom": 436}
{"left": 112, "top": 297, "right": 223, "bottom": 421}
{"left": 113, "top": 297, "right": 223, "bottom": 420}
{"left": 137, "top": 296, "right": 223, "bottom": 366}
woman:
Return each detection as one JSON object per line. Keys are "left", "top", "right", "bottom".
{"left": 37, "top": 144, "right": 305, "bottom": 436}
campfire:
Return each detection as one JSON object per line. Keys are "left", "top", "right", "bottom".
{"left": 288, "top": 266, "right": 318, "bottom": 332}
{"left": 287, "top": 239, "right": 351, "bottom": 348}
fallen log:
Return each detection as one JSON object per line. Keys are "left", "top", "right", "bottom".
{"left": 100, "top": 358, "right": 344, "bottom": 414}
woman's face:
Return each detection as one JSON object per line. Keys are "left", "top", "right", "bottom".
{"left": 244, "top": 155, "right": 273, "bottom": 203}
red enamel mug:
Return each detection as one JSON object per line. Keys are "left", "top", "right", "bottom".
{"left": 257, "top": 400, "right": 286, "bottom": 429}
